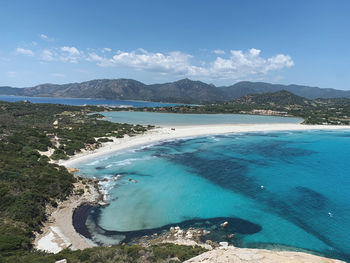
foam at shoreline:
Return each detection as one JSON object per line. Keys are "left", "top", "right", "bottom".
{"left": 59, "top": 124, "right": 350, "bottom": 168}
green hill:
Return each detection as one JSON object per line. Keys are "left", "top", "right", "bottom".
{"left": 234, "top": 90, "right": 311, "bottom": 106}
{"left": 2, "top": 79, "right": 350, "bottom": 104}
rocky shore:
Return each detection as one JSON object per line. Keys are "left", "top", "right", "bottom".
{"left": 185, "top": 246, "right": 345, "bottom": 263}
{"left": 125, "top": 225, "right": 346, "bottom": 263}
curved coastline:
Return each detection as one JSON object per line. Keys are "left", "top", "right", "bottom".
{"left": 48, "top": 123, "right": 350, "bottom": 261}
{"left": 59, "top": 123, "right": 350, "bottom": 168}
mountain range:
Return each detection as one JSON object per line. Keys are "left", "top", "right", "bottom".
{"left": 1, "top": 78, "right": 350, "bottom": 104}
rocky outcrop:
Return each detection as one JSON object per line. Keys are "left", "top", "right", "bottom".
{"left": 67, "top": 167, "right": 79, "bottom": 174}
{"left": 184, "top": 246, "right": 345, "bottom": 263}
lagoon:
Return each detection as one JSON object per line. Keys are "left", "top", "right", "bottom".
{"left": 102, "top": 111, "right": 302, "bottom": 126}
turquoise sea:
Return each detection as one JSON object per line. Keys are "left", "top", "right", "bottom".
{"left": 75, "top": 129, "right": 350, "bottom": 261}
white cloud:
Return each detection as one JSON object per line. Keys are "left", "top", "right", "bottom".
{"left": 37, "top": 46, "right": 83, "bottom": 63}
{"left": 87, "top": 52, "right": 114, "bottom": 67}
{"left": 21, "top": 43, "right": 293, "bottom": 81}
{"left": 61, "top": 46, "right": 80, "bottom": 55}
{"left": 41, "top": 49, "right": 54, "bottom": 61}
{"left": 213, "top": 49, "right": 225, "bottom": 55}
{"left": 40, "top": 34, "right": 54, "bottom": 41}
{"left": 111, "top": 49, "right": 203, "bottom": 75}
{"left": 90, "top": 48, "right": 293, "bottom": 80}
{"left": 40, "top": 34, "right": 48, "bottom": 40}
{"left": 102, "top": 47, "right": 112, "bottom": 52}
{"left": 207, "top": 48, "right": 294, "bottom": 79}
{"left": 60, "top": 46, "right": 82, "bottom": 63}
{"left": 16, "top": 48, "right": 34, "bottom": 56}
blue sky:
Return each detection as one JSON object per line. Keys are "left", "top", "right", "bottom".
{"left": 1, "top": 0, "right": 350, "bottom": 89}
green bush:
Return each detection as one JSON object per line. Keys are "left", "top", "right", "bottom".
{"left": 0, "top": 234, "right": 25, "bottom": 252}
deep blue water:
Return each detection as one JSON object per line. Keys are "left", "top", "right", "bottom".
{"left": 0, "top": 95, "right": 177, "bottom": 108}
{"left": 77, "top": 130, "right": 350, "bottom": 261}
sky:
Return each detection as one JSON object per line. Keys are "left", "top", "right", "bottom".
{"left": 1, "top": 0, "right": 350, "bottom": 89}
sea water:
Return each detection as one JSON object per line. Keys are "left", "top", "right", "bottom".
{"left": 77, "top": 130, "right": 350, "bottom": 261}
{"left": 0, "top": 95, "right": 177, "bottom": 108}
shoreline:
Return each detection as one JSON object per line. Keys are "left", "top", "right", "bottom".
{"left": 34, "top": 176, "right": 102, "bottom": 253}
{"left": 38, "top": 123, "right": 350, "bottom": 261}
{"left": 59, "top": 123, "right": 350, "bottom": 168}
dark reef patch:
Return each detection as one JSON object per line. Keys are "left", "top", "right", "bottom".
{"left": 164, "top": 151, "right": 258, "bottom": 196}
{"left": 291, "top": 186, "right": 328, "bottom": 210}
{"left": 73, "top": 205, "right": 262, "bottom": 245}
{"left": 144, "top": 138, "right": 340, "bottom": 257}
{"left": 72, "top": 204, "right": 93, "bottom": 239}
{"left": 228, "top": 140, "right": 315, "bottom": 160}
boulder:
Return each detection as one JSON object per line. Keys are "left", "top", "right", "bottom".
{"left": 185, "top": 232, "right": 193, "bottom": 239}
{"left": 219, "top": 241, "right": 228, "bottom": 248}
{"left": 67, "top": 168, "right": 79, "bottom": 174}
{"left": 220, "top": 221, "right": 228, "bottom": 228}
{"left": 203, "top": 230, "right": 211, "bottom": 235}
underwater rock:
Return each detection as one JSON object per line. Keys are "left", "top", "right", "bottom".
{"left": 220, "top": 221, "right": 228, "bottom": 228}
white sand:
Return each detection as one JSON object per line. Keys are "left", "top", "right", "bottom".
{"left": 60, "top": 123, "right": 350, "bottom": 168}
{"left": 36, "top": 231, "right": 62, "bottom": 254}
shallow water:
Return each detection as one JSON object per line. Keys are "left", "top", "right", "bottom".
{"left": 102, "top": 111, "right": 302, "bottom": 126}
{"left": 77, "top": 130, "right": 350, "bottom": 260}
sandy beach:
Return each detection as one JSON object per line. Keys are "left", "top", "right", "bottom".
{"left": 34, "top": 178, "right": 100, "bottom": 253}
{"left": 60, "top": 123, "right": 350, "bottom": 168}
{"left": 37, "top": 123, "right": 350, "bottom": 261}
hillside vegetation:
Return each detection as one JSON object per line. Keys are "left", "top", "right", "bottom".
{"left": 2, "top": 78, "right": 350, "bottom": 104}
{"left": 140, "top": 90, "right": 350, "bottom": 125}
{"left": 1, "top": 243, "right": 207, "bottom": 263}
{"left": 0, "top": 101, "right": 152, "bottom": 260}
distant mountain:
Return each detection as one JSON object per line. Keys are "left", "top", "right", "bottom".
{"left": 220, "top": 81, "right": 350, "bottom": 100}
{"left": 0, "top": 78, "right": 226, "bottom": 104}
{"left": 147, "top": 79, "right": 225, "bottom": 103}
{"left": 1, "top": 79, "right": 350, "bottom": 103}
{"left": 0, "top": 86, "right": 23, "bottom": 95}
{"left": 234, "top": 90, "right": 311, "bottom": 106}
